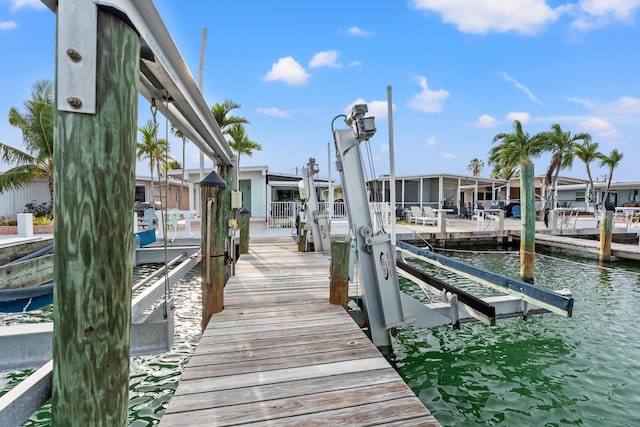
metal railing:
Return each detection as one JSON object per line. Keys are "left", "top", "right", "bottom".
{"left": 266, "top": 201, "right": 390, "bottom": 229}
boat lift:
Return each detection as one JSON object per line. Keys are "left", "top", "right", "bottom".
{"left": 332, "top": 104, "right": 574, "bottom": 349}
{"left": 298, "top": 157, "right": 331, "bottom": 253}
{"left": 0, "top": 251, "right": 201, "bottom": 425}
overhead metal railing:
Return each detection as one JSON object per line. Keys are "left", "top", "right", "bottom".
{"left": 41, "top": 0, "right": 234, "bottom": 166}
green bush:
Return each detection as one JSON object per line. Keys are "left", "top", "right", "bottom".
{"left": 33, "top": 216, "right": 53, "bottom": 226}
{"left": 0, "top": 217, "right": 18, "bottom": 226}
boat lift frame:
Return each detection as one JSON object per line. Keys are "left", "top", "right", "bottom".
{"left": 0, "top": 252, "right": 201, "bottom": 425}
{"left": 300, "top": 157, "right": 331, "bottom": 253}
{"left": 333, "top": 105, "right": 574, "bottom": 348}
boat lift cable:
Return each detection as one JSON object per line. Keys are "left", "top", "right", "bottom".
{"left": 162, "top": 96, "right": 171, "bottom": 317}
{"left": 150, "top": 97, "right": 171, "bottom": 319}
{"left": 434, "top": 247, "right": 518, "bottom": 255}
{"left": 536, "top": 251, "right": 640, "bottom": 277}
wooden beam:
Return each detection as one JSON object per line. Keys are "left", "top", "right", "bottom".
{"left": 0, "top": 254, "right": 53, "bottom": 289}
{"left": 599, "top": 210, "right": 614, "bottom": 262}
{"left": 239, "top": 208, "right": 250, "bottom": 254}
{"left": 329, "top": 240, "right": 350, "bottom": 309}
{"left": 201, "top": 191, "right": 222, "bottom": 330}
{"left": 51, "top": 10, "right": 138, "bottom": 426}
{"left": 520, "top": 161, "right": 535, "bottom": 283}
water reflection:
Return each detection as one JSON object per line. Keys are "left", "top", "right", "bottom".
{"left": 395, "top": 248, "right": 640, "bottom": 427}
{"left": 1, "top": 264, "right": 202, "bottom": 426}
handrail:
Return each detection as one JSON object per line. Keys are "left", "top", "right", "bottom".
{"left": 41, "top": 0, "right": 234, "bottom": 166}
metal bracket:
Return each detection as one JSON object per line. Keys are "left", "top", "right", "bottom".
{"left": 56, "top": 0, "right": 97, "bottom": 114}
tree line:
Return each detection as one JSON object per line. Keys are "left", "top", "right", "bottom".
{"left": 0, "top": 79, "right": 262, "bottom": 215}
{"left": 468, "top": 120, "right": 623, "bottom": 210}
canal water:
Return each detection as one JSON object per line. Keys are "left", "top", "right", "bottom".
{"left": 396, "top": 247, "right": 640, "bottom": 426}
{"left": 1, "top": 248, "right": 639, "bottom": 426}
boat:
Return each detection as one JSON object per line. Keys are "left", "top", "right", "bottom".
{"left": 0, "top": 244, "right": 53, "bottom": 312}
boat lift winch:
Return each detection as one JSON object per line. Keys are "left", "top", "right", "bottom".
{"left": 332, "top": 104, "right": 574, "bottom": 349}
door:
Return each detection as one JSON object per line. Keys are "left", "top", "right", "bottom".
{"left": 239, "top": 179, "right": 252, "bottom": 213}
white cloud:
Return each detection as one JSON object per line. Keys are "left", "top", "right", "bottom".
{"left": 597, "top": 96, "right": 640, "bottom": 115}
{"left": 474, "top": 114, "right": 498, "bottom": 128}
{"left": 410, "top": 0, "right": 561, "bottom": 35}
{"left": 309, "top": 50, "right": 342, "bottom": 69}
{"left": 345, "top": 98, "right": 391, "bottom": 121}
{"left": 506, "top": 112, "right": 531, "bottom": 124}
{"left": 408, "top": 75, "right": 449, "bottom": 113}
{"left": 380, "top": 143, "right": 389, "bottom": 152}
{"left": 442, "top": 152, "right": 457, "bottom": 159}
{"left": 347, "top": 26, "right": 375, "bottom": 37}
{"left": 0, "top": 20, "right": 17, "bottom": 30}
{"left": 264, "top": 57, "right": 310, "bottom": 86}
{"left": 426, "top": 136, "right": 437, "bottom": 146}
{"left": 564, "top": 96, "right": 596, "bottom": 109}
{"left": 580, "top": 117, "right": 622, "bottom": 140}
{"left": 10, "top": 0, "right": 45, "bottom": 11}
{"left": 501, "top": 72, "right": 542, "bottom": 105}
{"left": 256, "top": 107, "right": 290, "bottom": 118}
{"left": 572, "top": 0, "right": 640, "bottom": 30}
{"left": 349, "top": 60, "right": 362, "bottom": 67}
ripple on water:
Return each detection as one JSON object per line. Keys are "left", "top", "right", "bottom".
{"left": 1, "top": 264, "right": 203, "bottom": 426}
{"left": 396, "top": 249, "right": 640, "bottom": 427}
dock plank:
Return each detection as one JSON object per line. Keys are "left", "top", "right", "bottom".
{"left": 159, "top": 237, "right": 438, "bottom": 426}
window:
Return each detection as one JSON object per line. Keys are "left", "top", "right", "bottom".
{"left": 576, "top": 191, "right": 585, "bottom": 201}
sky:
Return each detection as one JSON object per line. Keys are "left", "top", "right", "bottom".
{"left": 0, "top": 0, "right": 639, "bottom": 183}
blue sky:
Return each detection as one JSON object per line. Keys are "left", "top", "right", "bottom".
{"left": 1, "top": 0, "right": 639, "bottom": 182}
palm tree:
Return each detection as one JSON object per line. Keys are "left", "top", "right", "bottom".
{"left": 489, "top": 161, "right": 518, "bottom": 180}
{"left": 211, "top": 99, "right": 250, "bottom": 191}
{"left": 211, "top": 99, "right": 249, "bottom": 134}
{"left": 599, "top": 149, "right": 624, "bottom": 210}
{"left": 136, "top": 120, "right": 170, "bottom": 205}
{"left": 167, "top": 160, "right": 182, "bottom": 170}
{"left": 0, "top": 79, "right": 54, "bottom": 208}
{"left": 489, "top": 120, "right": 545, "bottom": 173}
{"left": 538, "top": 124, "right": 590, "bottom": 210}
{"left": 490, "top": 120, "right": 545, "bottom": 283}
{"left": 574, "top": 140, "right": 602, "bottom": 208}
{"left": 467, "top": 158, "right": 484, "bottom": 177}
{"left": 226, "top": 124, "right": 262, "bottom": 172}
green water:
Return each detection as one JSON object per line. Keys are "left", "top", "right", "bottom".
{"left": 395, "top": 248, "right": 640, "bottom": 426}
{"left": 3, "top": 250, "right": 640, "bottom": 426}
{"left": 0, "top": 265, "right": 203, "bottom": 426}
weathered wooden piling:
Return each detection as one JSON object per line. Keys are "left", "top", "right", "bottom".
{"left": 520, "top": 162, "right": 536, "bottom": 283}
{"left": 200, "top": 171, "right": 227, "bottom": 331}
{"left": 239, "top": 206, "right": 250, "bottom": 254}
{"left": 599, "top": 210, "right": 614, "bottom": 262}
{"left": 52, "top": 10, "right": 139, "bottom": 425}
{"left": 329, "top": 240, "right": 351, "bottom": 309}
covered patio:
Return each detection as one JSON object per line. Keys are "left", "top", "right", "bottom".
{"left": 367, "top": 173, "right": 510, "bottom": 216}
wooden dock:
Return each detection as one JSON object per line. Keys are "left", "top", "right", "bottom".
{"left": 515, "top": 233, "right": 640, "bottom": 261}
{"left": 159, "top": 237, "right": 439, "bottom": 426}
